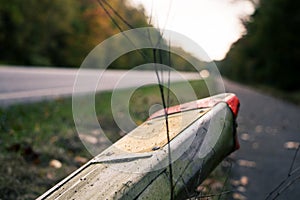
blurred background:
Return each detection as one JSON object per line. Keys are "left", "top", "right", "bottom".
{"left": 1, "top": 0, "right": 299, "bottom": 96}
{"left": 0, "top": 0, "right": 299, "bottom": 199}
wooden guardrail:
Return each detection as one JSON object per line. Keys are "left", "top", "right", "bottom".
{"left": 37, "top": 93, "right": 240, "bottom": 200}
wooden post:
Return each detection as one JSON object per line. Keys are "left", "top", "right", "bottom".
{"left": 38, "top": 93, "right": 239, "bottom": 200}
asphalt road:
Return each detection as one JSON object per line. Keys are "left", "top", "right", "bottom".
{"left": 1, "top": 66, "right": 299, "bottom": 199}
{"left": 0, "top": 66, "right": 199, "bottom": 107}
{"left": 225, "top": 79, "right": 300, "bottom": 200}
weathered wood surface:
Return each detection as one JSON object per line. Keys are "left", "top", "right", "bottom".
{"left": 38, "top": 93, "right": 239, "bottom": 200}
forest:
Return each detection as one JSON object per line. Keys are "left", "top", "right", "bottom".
{"left": 0, "top": 0, "right": 150, "bottom": 67}
{"left": 0, "top": 0, "right": 204, "bottom": 71}
{"left": 221, "top": 0, "right": 300, "bottom": 91}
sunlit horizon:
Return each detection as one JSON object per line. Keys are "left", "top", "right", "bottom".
{"left": 130, "top": 0, "right": 254, "bottom": 61}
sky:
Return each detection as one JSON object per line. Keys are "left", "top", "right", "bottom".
{"left": 130, "top": 0, "right": 254, "bottom": 61}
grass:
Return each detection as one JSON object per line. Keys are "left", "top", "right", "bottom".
{"left": 0, "top": 98, "right": 90, "bottom": 199}
{"left": 0, "top": 79, "right": 226, "bottom": 199}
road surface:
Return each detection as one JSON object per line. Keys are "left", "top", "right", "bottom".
{"left": 225, "top": 79, "right": 300, "bottom": 200}
{"left": 0, "top": 66, "right": 199, "bottom": 107}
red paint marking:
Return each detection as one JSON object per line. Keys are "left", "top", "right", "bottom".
{"left": 148, "top": 93, "right": 241, "bottom": 151}
{"left": 224, "top": 94, "right": 240, "bottom": 150}
{"left": 149, "top": 93, "right": 240, "bottom": 120}
{"left": 224, "top": 94, "right": 240, "bottom": 118}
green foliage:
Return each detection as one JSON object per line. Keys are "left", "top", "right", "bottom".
{"left": 0, "top": 0, "right": 206, "bottom": 70}
{"left": 221, "top": 0, "right": 300, "bottom": 91}
{"left": 0, "top": 0, "right": 149, "bottom": 67}
{"left": 0, "top": 0, "right": 77, "bottom": 66}
{"left": 109, "top": 47, "right": 207, "bottom": 71}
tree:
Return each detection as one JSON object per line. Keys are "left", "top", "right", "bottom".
{"left": 221, "top": 0, "right": 300, "bottom": 91}
{"left": 0, "top": 0, "right": 78, "bottom": 65}
{"left": 0, "top": 0, "right": 150, "bottom": 67}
